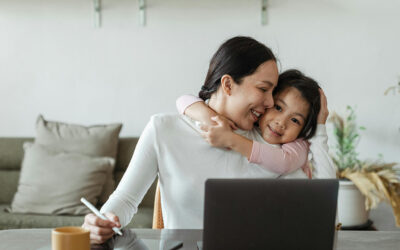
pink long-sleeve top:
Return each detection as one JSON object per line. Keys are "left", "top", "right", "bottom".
{"left": 176, "top": 95, "right": 312, "bottom": 178}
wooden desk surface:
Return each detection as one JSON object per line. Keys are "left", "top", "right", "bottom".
{"left": 1, "top": 228, "right": 400, "bottom": 250}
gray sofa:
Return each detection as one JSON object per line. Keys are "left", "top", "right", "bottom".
{"left": 0, "top": 137, "right": 157, "bottom": 230}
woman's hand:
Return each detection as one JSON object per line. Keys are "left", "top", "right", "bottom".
{"left": 317, "top": 88, "right": 329, "bottom": 124}
{"left": 199, "top": 115, "right": 237, "bottom": 148}
{"left": 82, "top": 212, "right": 121, "bottom": 244}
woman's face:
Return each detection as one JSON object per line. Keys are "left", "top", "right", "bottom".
{"left": 225, "top": 60, "right": 279, "bottom": 130}
{"left": 259, "top": 87, "right": 310, "bottom": 144}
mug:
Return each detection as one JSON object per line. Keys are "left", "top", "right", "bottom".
{"left": 52, "top": 226, "right": 90, "bottom": 250}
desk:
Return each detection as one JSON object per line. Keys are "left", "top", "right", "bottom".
{"left": 1, "top": 228, "right": 400, "bottom": 250}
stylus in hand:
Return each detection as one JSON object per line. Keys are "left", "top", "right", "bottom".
{"left": 80, "top": 197, "right": 123, "bottom": 236}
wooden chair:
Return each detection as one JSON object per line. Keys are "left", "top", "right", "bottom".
{"left": 152, "top": 181, "right": 164, "bottom": 229}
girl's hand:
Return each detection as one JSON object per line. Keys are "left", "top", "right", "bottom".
{"left": 199, "top": 115, "right": 237, "bottom": 148}
{"left": 317, "top": 88, "right": 329, "bottom": 124}
{"left": 82, "top": 212, "right": 121, "bottom": 244}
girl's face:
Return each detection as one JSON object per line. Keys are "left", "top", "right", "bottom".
{"left": 224, "top": 60, "right": 279, "bottom": 130}
{"left": 259, "top": 87, "right": 310, "bottom": 144}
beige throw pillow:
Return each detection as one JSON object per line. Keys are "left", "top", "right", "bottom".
{"left": 11, "top": 143, "right": 115, "bottom": 215}
{"left": 35, "top": 115, "right": 122, "bottom": 204}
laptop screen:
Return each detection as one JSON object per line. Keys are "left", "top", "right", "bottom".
{"left": 202, "top": 179, "right": 338, "bottom": 250}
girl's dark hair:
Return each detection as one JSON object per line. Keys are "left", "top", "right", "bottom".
{"left": 199, "top": 36, "right": 276, "bottom": 100}
{"left": 273, "top": 69, "right": 321, "bottom": 140}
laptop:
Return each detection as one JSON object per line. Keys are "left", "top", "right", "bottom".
{"left": 199, "top": 179, "right": 339, "bottom": 250}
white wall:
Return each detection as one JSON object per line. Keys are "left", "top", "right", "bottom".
{"left": 1, "top": 0, "right": 399, "bottom": 162}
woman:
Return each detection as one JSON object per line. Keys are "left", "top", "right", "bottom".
{"left": 83, "top": 36, "right": 335, "bottom": 244}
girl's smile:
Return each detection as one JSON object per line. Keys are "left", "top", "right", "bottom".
{"left": 267, "top": 125, "right": 282, "bottom": 137}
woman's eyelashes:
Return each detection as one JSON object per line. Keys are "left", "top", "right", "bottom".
{"left": 258, "top": 84, "right": 273, "bottom": 93}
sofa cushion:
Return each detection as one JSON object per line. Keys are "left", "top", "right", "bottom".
{"left": 0, "top": 137, "right": 158, "bottom": 207}
{"left": 10, "top": 143, "right": 114, "bottom": 215}
{"left": 35, "top": 115, "right": 122, "bottom": 204}
{"left": 0, "top": 138, "right": 34, "bottom": 170}
{"left": 0, "top": 204, "right": 153, "bottom": 229}
{"left": 0, "top": 170, "right": 19, "bottom": 204}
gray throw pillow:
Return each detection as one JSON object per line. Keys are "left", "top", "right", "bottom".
{"left": 35, "top": 115, "right": 122, "bottom": 204}
{"left": 10, "top": 143, "right": 115, "bottom": 215}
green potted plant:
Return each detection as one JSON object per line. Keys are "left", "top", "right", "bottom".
{"left": 329, "top": 106, "right": 400, "bottom": 227}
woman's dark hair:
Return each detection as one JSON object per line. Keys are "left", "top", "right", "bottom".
{"left": 199, "top": 36, "right": 276, "bottom": 100}
{"left": 273, "top": 69, "right": 321, "bottom": 140}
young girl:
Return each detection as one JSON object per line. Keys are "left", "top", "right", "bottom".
{"left": 177, "top": 69, "right": 326, "bottom": 178}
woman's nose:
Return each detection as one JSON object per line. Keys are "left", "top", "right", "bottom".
{"left": 264, "top": 93, "right": 274, "bottom": 108}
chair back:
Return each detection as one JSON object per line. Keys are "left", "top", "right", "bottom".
{"left": 152, "top": 181, "right": 164, "bottom": 229}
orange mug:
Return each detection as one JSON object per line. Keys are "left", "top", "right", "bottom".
{"left": 52, "top": 226, "right": 90, "bottom": 250}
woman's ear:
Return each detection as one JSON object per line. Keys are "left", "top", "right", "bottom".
{"left": 220, "top": 74, "right": 234, "bottom": 96}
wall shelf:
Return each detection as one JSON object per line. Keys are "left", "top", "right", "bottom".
{"left": 93, "top": 0, "right": 101, "bottom": 28}
{"left": 261, "top": 0, "right": 268, "bottom": 25}
{"left": 92, "top": 0, "right": 267, "bottom": 28}
{"left": 139, "top": 0, "right": 146, "bottom": 26}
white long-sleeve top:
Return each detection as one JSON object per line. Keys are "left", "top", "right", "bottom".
{"left": 100, "top": 114, "right": 336, "bottom": 229}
